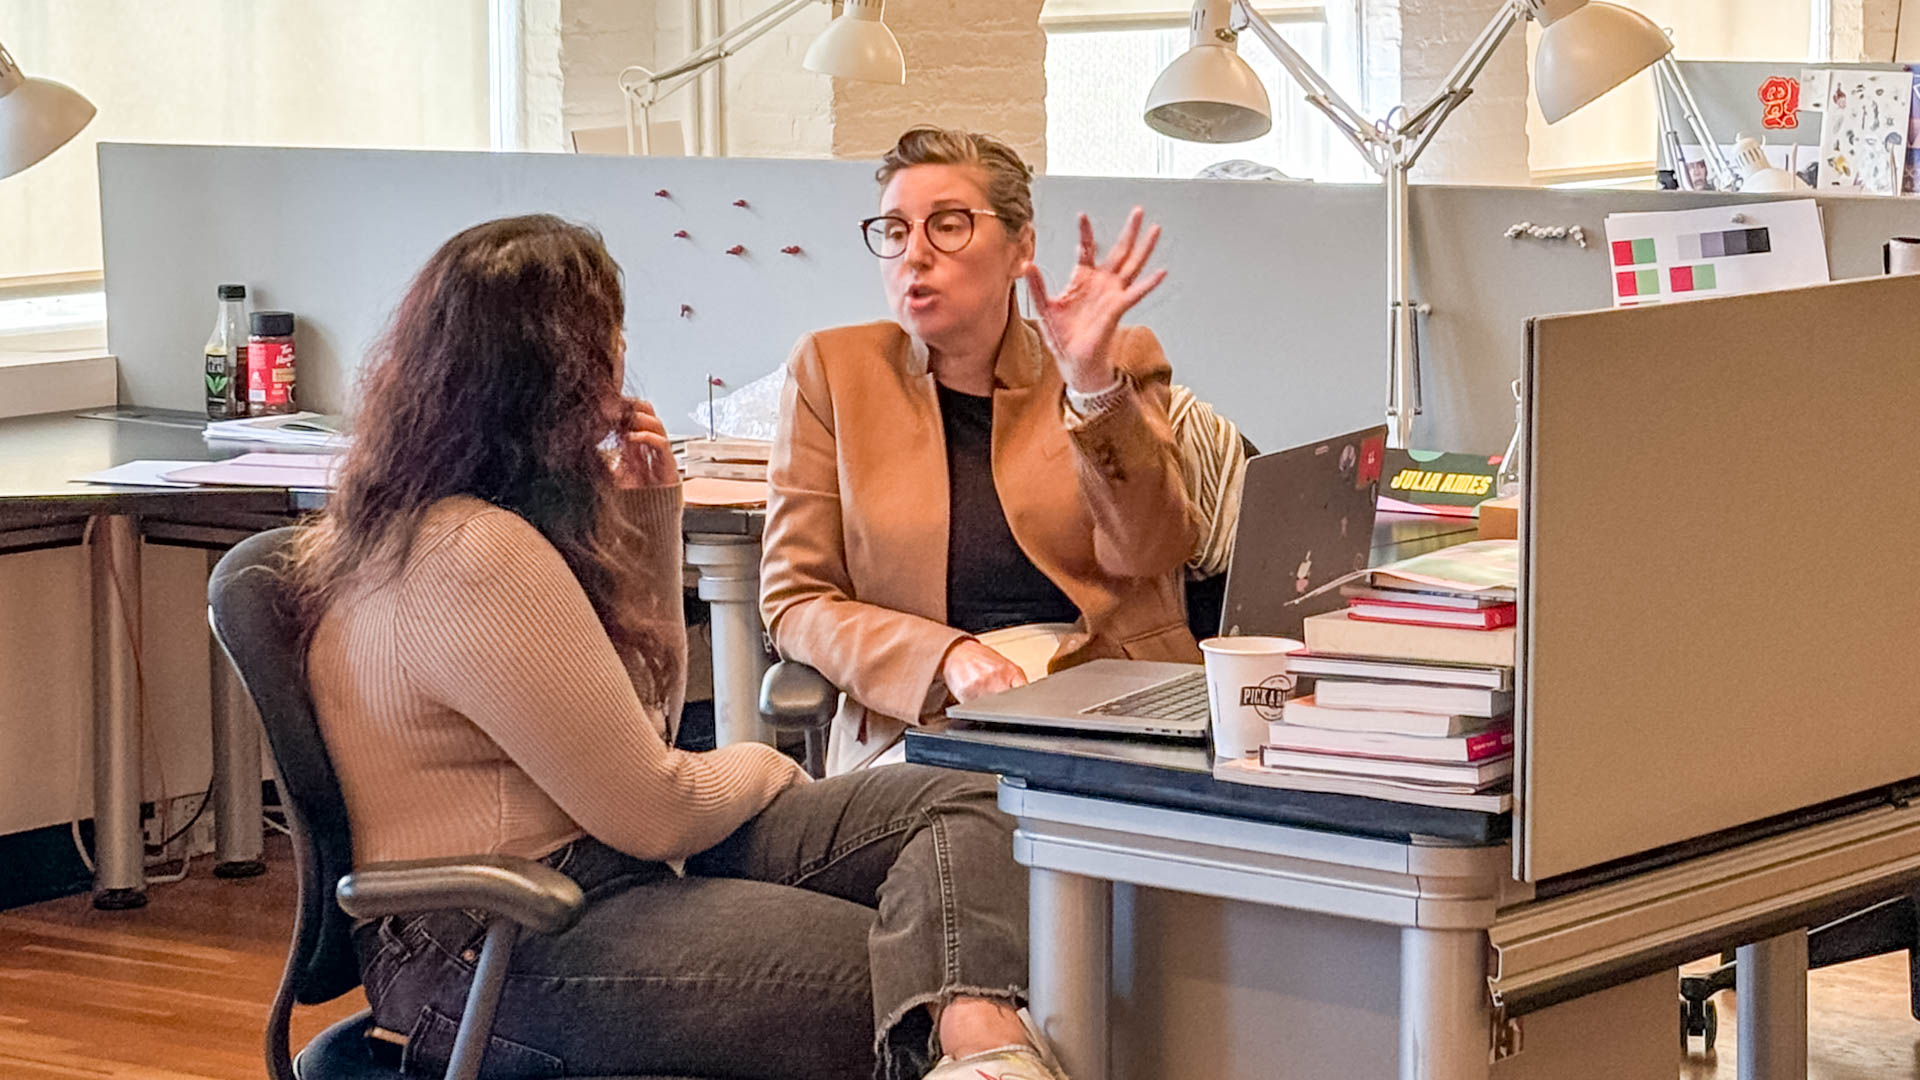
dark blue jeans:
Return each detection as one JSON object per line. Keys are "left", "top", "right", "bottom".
{"left": 352, "top": 764, "right": 1026, "bottom": 1080}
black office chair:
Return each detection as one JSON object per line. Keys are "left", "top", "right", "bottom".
{"left": 209, "top": 528, "right": 700, "bottom": 1080}
{"left": 1679, "top": 892, "right": 1920, "bottom": 1050}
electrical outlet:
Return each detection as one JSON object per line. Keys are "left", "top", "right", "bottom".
{"left": 143, "top": 792, "right": 215, "bottom": 866}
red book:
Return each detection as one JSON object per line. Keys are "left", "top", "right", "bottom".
{"left": 1347, "top": 599, "right": 1517, "bottom": 630}
{"left": 1267, "top": 720, "right": 1515, "bottom": 764}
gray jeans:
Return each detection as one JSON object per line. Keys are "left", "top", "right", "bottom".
{"left": 353, "top": 763, "right": 1027, "bottom": 1080}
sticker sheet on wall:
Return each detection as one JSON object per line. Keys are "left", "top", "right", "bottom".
{"left": 1817, "top": 70, "right": 1913, "bottom": 196}
{"left": 1602, "top": 200, "right": 1830, "bottom": 309}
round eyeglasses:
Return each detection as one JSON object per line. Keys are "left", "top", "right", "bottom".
{"left": 860, "top": 208, "right": 1002, "bottom": 258}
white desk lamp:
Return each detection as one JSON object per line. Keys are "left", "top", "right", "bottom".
{"left": 1145, "top": 0, "right": 1673, "bottom": 448}
{"left": 619, "top": 0, "right": 904, "bottom": 155}
{"left": 1732, "top": 134, "right": 1809, "bottom": 193}
{"left": 0, "top": 40, "right": 95, "bottom": 180}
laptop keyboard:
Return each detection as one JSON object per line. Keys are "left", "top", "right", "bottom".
{"left": 1079, "top": 671, "right": 1210, "bottom": 724}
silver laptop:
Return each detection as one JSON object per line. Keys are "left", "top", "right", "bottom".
{"left": 946, "top": 424, "right": 1387, "bottom": 739}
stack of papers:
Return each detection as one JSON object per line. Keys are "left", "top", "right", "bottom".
{"left": 161, "top": 453, "right": 340, "bottom": 489}
{"left": 203, "top": 412, "right": 350, "bottom": 449}
{"left": 77, "top": 454, "right": 341, "bottom": 490}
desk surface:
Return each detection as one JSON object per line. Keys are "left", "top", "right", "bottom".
{"left": 0, "top": 409, "right": 764, "bottom": 537}
{"left": 906, "top": 724, "right": 1507, "bottom": 845}
{"left": 905, "top": 512, "right": 1504, "bottom": 847}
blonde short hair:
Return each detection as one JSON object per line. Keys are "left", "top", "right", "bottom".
{"left": 876, "top": 126, "right": 1035, "bottom": 234}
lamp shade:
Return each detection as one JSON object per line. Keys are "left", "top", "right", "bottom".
{"left": 803, "top": 0, "right": 905, "bottom": 85}
{"left": 1533, "top": 1, "right": 1671, "bottom": 124}
{"left": 0, "top": 43, "right": 95, "bottom": 180}
{"left": 1143, "top": 0, "right": 1271, "bottom": 142}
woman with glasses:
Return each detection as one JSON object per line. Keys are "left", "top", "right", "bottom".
{"left": 761, "top": 126, "right": 1201, "bottom": 776}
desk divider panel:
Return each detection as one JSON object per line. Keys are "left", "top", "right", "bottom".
{"left": 103, "top": 143, "right": 1920, "bottom": 457}
{"left": 1518, "top": 274, "right": 1920, "bottom": 882}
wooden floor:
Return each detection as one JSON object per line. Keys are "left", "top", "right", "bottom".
{"left": 0, "top": 838, "right": 1916, "bottom": 1079}
{"left": 0, "top": 836, "right": 362, "bottom": 1080}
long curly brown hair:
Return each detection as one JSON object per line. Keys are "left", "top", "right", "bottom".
{"left": 288, "top": 214, "right": 653, "bottom": 650}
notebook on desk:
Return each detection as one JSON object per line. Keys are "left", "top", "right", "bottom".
{"left": 946, "top": 424, "right": 1387, "bottom": 740}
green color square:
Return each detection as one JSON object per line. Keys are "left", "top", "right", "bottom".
{"left": 1636, "top": 269, "right": 1660, "bottom": 294}
{"left": 1694, "top": 263, "right": 1716, "bottom": 290}
{"left": 1632, "top": 238, "right": 1657, "bottom": 264}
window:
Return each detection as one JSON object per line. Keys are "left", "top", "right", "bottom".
{"left": 1043, "top": 1, "right": 1372, "bottom": 182}
{"left": 1525, "top": 0, "right": 1824, "bottom": 182}
{"left": 0, "top": 0, "right": 494, "bottom": 297}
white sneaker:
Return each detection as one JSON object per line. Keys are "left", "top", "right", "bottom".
{"left": 922, "top": 1008, "right": 1070, "bottom": 1080}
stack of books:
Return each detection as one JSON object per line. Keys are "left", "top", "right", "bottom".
{"left": 676, "top": 437, "right": 772, "bottom": 481}
{"left": 1216, "top": 540, "right": 1519, "bottom": 812}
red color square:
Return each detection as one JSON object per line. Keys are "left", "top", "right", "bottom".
{"left": 1611, "top": 240, "right": 1635, "bottom": 267}
{"left": 1671, "top": 265, "right": 1695, "bottom": 292}
{"left": 1616, "top": 270, "right": 1639, "bottom": 297}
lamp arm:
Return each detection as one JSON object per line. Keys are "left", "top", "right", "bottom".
{"left": 621, "top": 0, "right": 819, "bottom": 102}
{"left": 1231, "top": 0, "right": 1379, "bottom": 149}
{"left": 1409, "top": 0, "right": 1524, "bottom": 126}
{"left": 1655, "top": 55, "right": 1738, "bottom": 189}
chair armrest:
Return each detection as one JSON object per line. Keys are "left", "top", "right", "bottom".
{"left": 760, "top": 660, "right": 838, "bottom": 731}
{"left": 336, "top": 854, "right": 585, "bottom": 935}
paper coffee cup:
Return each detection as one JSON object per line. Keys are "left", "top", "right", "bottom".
{"left": 1200, "top": 636, "right": 1304, "bottom": 761}
{"left": 1886, "top": 237, "right": 1920, "bottom": 275}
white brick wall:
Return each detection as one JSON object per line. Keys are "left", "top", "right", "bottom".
{"left": 1388, "top": 0, "right": 1531, "bottom": 185}
{"left": 830, "top": 0, "right": 1048, "bottom": 169}
{"left": 1831, "top": 0, "right": 1903, "bottom": 60}
{"left": 560, "top": 0, "right": 658, "bottom": 139}
{"left": 543, "top": 0, "right": 1534, "bottom": 180}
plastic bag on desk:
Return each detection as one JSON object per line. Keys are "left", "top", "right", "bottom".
{"left": 689, "top": 367, "right": 785, "bottom": 441}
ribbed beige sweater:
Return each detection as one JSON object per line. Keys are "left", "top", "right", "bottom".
{"left": 308, "top": 488, "right": 804, "bottom": 867}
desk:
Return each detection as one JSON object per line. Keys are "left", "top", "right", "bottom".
{"left": 0, "top": 409, "right": 769, "bottom": 907}
{"left": 909, "top": 729, "right": 1920, "bottom": 1080}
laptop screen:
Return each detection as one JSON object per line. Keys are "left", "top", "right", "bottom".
{"left": 1216, "top": 425, "right": 1386, "bottom": 639}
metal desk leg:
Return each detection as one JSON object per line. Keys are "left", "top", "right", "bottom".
{"left": 1737, "top": 929, "right": 1809, "bottom": 1080}
{"left": 89, "top": 514, "right": 146, "bottom": 909}
{"left": 207, "top": 555, "right": 266, "bottom": 877}
{"left": 684, "top": 537, "right": 772, "bottom": 747}
{"left": 1399, "top": 926, "right": 1490, "bottom": 1080}
{"left": 1028, "top": 867, "right": 1111, "bottom": 1080}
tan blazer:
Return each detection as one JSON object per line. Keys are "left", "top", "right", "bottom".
{"left": 760, "top": 311, "right": 1203, "bottom": 774}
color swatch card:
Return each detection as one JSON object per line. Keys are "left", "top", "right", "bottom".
{"left": 1817, "top": 70, "right": 1912, "bottom": 195}
{"left": 1603, "top": 199, "right": 1829, "bottom": 309}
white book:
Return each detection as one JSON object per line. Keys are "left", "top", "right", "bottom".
{"left": 1312, "top": 680, "right": 1511, "bottom": 718}
{"left": 1260, "top": 747, "right": 1513, "bottom": 787}
{"left": 1282, "top": 694, "right": 1488, "bottom": 738}
{"left": 1213, "top": 758, "right": 1513, "bottom": 814}
{"left": 1286, "top": 652, "right": 1512, "bottom": 691}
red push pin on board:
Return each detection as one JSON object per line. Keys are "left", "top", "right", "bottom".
{"left": 732, "top": 198, "right": 750, "bottom": 208}
{"left": 673, "top": 230, "right": 690, "bottom": 239}
{"left": 679, "top": 304, "right": 693, "bottom": 318}
{"left": 726, "top": 245, "right": 747, "bottom": 256}
{"left": 781, "top": 245, "right": 803, "bottom": 255}
{"left": 655, "top": 189, "right": 672, "bottom": 198}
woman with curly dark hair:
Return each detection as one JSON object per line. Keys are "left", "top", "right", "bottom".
{"left": 289, "top": 215, "right": 1061, "bottom": 1080}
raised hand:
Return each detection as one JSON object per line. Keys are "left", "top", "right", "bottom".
{"left": 610, "top": 398, "right": 678, "bottom": 489}
{"left": 1022, "top": 207, "right": 1167, "bottom": 392}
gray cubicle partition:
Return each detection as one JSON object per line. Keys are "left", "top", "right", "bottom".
{"left": 1520, "top": 273, "right": 1920, "bottom": 882}
{"left": 99, "top": 143, "right": 1920, "bottom": 455}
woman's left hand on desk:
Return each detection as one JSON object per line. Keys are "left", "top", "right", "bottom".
{"left": 1024, "top": 206, "right": 1167, "bottom": 393}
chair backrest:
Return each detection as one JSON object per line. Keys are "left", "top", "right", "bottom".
{"left": 207, "top": 528, "right": 363, "bottom": 1078}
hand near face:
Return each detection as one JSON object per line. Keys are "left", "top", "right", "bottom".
{"left": 610, "top": 398, "right": 678, "bottom": 490}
